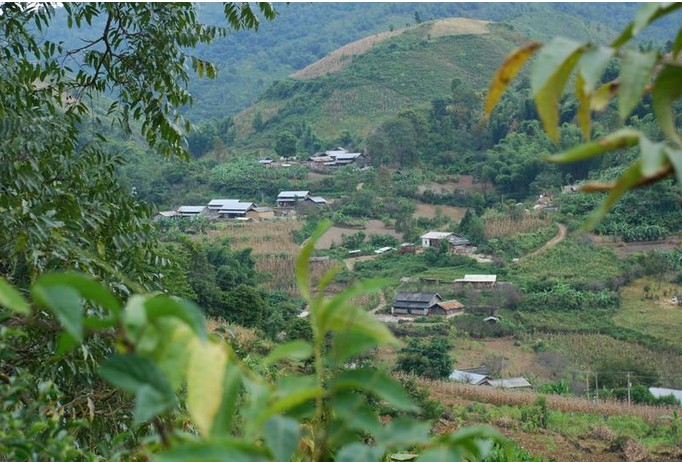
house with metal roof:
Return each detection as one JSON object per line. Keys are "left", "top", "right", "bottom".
{"left": 277, "top": 191, "right": 310, "bottom": 207}
{"left": 420, "top": 231, "right": 471, "bottom": 249}
{"left": 217, "top": 201, "right": 257, "bottom": 219}
{"left": 449, "top": 370, "right": 491, "bottom": 385}
{"left": 392, "top": 292, "right": 442, "bottom": 316}
{"left": 649, "top": 387, "right": 682, "bottom": 404}
{"left": 484, "top": 377, "right": 532, "bottom": 389}
{"left": 430, "top": 299, "right": 465, "bottom": 316}
{"left": 453, "top": 274, "right": 498, "bottom": 287}
{"left": 305, "top": 196, "right": 329, "bottom": 205}
{"left": 154, "top": 210, "right": 179, "bottom": 220}
{"left": 207, "top": 199, "right": 242, "bottom": 210}
{"left": 177, "top": 206, "right": 206, "bottom": 217}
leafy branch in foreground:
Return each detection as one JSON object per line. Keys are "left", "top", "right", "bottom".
{"left": 0, "top": 220, "right": 506, "bottom": 461}
{"left": 485, "top": 2, "right": 682, "bottom": 228}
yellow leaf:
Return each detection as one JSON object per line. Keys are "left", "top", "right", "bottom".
{"left": 484, "top": 41, "right": 541, "bottom": 118}
{"left": 576, "top": 73, "right": 591, "bottom": 140}
{"left": 187, "top": 339, "right": 227, "bottom": 437}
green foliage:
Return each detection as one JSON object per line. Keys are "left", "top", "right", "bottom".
{"left": 1, "top": 223, "right": 507, "bottom": 459}
{"left": 275, "top": 131, "right": 298, "bottom": 158}
{"left": 395, "top": 336, "right": 453, "bottom": 379}
{"left": 210, "top": 159, "right": 307, "bottom": 196}
{"left": 487, "top": 2, "right": 682, "bottom": 228}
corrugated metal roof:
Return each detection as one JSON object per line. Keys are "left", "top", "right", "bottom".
{"left": 208, "top": 199, "right": 241, "bottom": 209}
{"left": 307, "top": 196, "right": 328, "bottom": 204}
{"left": 395, "top": 292, "right": 441, "bottom": 303}
{"left": 277, "top": 191, "right": 309, "bottom": 199}
{"left": 420, "top": 231, "right": 453, "bottom": 240}
{"left": 158, "top": 211, "right": 179, "bottom": 217}
{"left": 650, "top": 387, "right": 682, "bottom": 403}
{"left": 449, "top": 370, "right": 490, "bottom": 385}
{"left": 177, "top": 206, "right": 205, "bottom": 213}
{"left": 486, "top": 377, "right": 531, "bottom": 388}
{"left": 332, "top": 152, "right": 363, "bottom": 160}
{"left": 434, "top": 300, "right": 464, "bottom": 311}
{"left": 218, "top": 202, "right": 256, "bottom": 213}
{"left": 254, "top": 207, "right": 273, "bottom": 213}
{"left": 454, "top": 274, "right": 497, "bottom": 283}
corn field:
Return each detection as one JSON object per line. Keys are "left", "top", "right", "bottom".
{"left": 401, "top": 374, "right": 677, "bottom": 423}
{"left": 206, "top": 220, "right": 303, "bottom": 256}
{"left": 483, "top": 215, "right": 552, "bottom": 239}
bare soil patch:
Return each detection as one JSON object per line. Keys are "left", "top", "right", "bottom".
{"left": 591, "top": 234, "right": 682, "bottom": 256}
{"left": 417, "top": 175, "right": 483, "bottom": 195}
{"left": 428, "top": 18, "right": 490, "bottom": 38}
{"left": 292, "top": 29, "right": 404, "bottom": 80}
{"left": 413, "top": 202, "right": 468, "bottom": 222}
{"left": 316, "top": 219, "right": 403, "bottom": 249}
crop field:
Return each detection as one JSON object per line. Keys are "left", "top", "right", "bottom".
{"left": 612, "top": 277, "right": 682, "bottom": 350}
{"left": 315, "top": 219, "right": 403, "bottom": 249}
{"left": 413, "top": 202, "right": 468, "bottom": 221}
{"left": 483, "top": 215, "right": 552, "bottom": 239}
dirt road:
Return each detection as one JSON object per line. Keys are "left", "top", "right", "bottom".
{"left": 525, "top": 223, "right": 567, "bottom": 258}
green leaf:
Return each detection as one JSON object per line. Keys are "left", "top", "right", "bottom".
{"left": 672, "top": 27, "right": 682, "bottom": 58}
{"left": 446, "top": 425, "right": 503, "bottom": 458}
{"left": 318, "top": 278, "right": 390, "bottom": 332}
{"left": 531, "top": 37, "right": 585, "bottom": 142}
{"left": 154, "top": 439, "right": 267, "bottom": 462}
{"left": 34, "top": 272, "right": 120, "bottom": 316}
{"left": 664, "top": 147, "right": 682, "bottom": 194}
{"left": 55, "top": 331, "right": 77, "bottom": 357}
{"left": 584, "top": 161, "right": 644, "bottom": 231}
{"left": 618, "top": 49, "right": 657, "bottom": 120}
{"left": 99, "top": 354, "right": 176, "bottom": 423}
{"left": 327, "top": 306, "right": 397, "bottom": 351}
{"left": 32, "top": 284, "right": 83, "bottom": 341}
{"left": 484, "top": 41, "right": 541, "bottom": 118}
{"left": 144, "top": 296, "right": 207, "bottom": 340}
{"left": 187, "top": 340, "right": 228, "bottom": 436}
{"left": 639, "top": 134, "right": 667, "bottom": 177}
{"left": 332, "top": 369, "right": 417, "bottom": 412}
{"left": 266, "top": 376, "right": 322, "bottom": 418}
{"left": 578, "top": 45, "right": 614, "bottom": 93}
{"left": 417, "top": 447, "right": 461, "bottom": 462}
{"left": 611, "top": 3, "right": 682, "bottom": 48}
{"left": 153, "top": 320, "right": 196, "bottom": 390}
{"left": 210, "top": 364, "right": 242, "bottom": 437}
{"left": 263, "top": 340, "right": 313, "bottom": 366}
{"left": 264, "top": 416, "right": 301, "bottom": 462}
{"left": 0, "top": 277, "right": 29, "bottom": 315}
{"left": 295, "top": 220, "right": 331, "bottom": 301}
{"left": 336, "top": 443, "right": 385, "bottom": 462}
{"left": 547, "top": 128, "right": 640, "bottom": 164}
{"left": 576, "top": 73, "right": 591, "bottom": 140}
{"left": 332, "top": 330, "right": 382, "bottom": 364}
{"left": 332, "top": 392, "right": 381, "bottom": 434}
{"left": 652, "top": 64, "right": 682, "bottom": 147}
{"left": 376, "top": 418, "right": 431, "bottom": 448}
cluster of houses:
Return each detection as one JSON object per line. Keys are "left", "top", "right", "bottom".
{"left": 156, "top": 191, "right": 329, "bottom": 221}
{"left": 258, "top": 147, "right": 369, "bottom": 171}
{"left": 449, "top": 366, "right": 532, "bottom": 389}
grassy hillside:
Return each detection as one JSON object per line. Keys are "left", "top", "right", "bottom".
{"left": 231, "top": 20, "right": 525, "bottom": 148}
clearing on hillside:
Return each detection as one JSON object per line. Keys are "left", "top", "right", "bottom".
{"left": 418, "top": 175, "right": 485, "bottom": 195}
{"left": 315, "top": 219, "right": 403, "bottom": 249}
{"left": 292, "top": 29, "right": 405, "bottom": 80}
{"left": 292, "top": 18, "right": 490, "bottom": 80}
{"left": 413, "top": 203, "right": 468, "bottom": 222}
{"left": 427, "top": 17, "right": 490, "bottom": 37}
{"left": 612, "top": 277, "right": 682, "bottom": 351}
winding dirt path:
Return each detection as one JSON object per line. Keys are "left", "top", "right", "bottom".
{"left": 525, "top": 223, "right": 567, "bottom": 258}
{"left": 369, "top": 290, "right": 387, "bottom": 315}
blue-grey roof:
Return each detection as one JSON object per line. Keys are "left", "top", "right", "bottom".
{"left": 177, "top": 206, "right": 206, "bottom": 214}
{"left": 218, "top": 202, "right": 256, "bottom": 213}
{"left": 277, "top": 191, "right": 309, "bottom": 199}
{"left": 449, "top": 370, "right": 489, "bottom": 385}
{"left": 650, "top": 387, "right": 682, "bottom": 403}
{"left": 208, "top": 199, "right": 241, "bottom": 209}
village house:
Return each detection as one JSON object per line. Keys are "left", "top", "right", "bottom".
{"left": 420, "top": 231, "right": 472, "bottom": 251}
{"left": 276, "top": 191, "right": 310, "bottom": 207}
{"left": 308, "top": 147, "right": 369, "bottom": 170}
{"left": 483, "top": 377, "right": 532, "bottom": 389}
{"left": 154, "top": 210, "right": 179, "bottom": 220}
{"left": 391, "top": 292, "right": 464, "bottom": 317}
{"left": 176, "top": 206, "right": 206, "bottom": 217}
{"left": 449, "top": 370, "right": 491, "bottom": 385}
{"left": 258, "top": 158, "right": 274, "bottom": 168}
{"left": 453, "top": 274, "right": 497, "bottom": 288}
{"left": 217, "top": 201, "right": 258, "bottom": 219}
{"left": 277, "top": 191, "right": 328, "bottom": 207}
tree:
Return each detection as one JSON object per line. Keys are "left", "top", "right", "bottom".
{"left": 486, "top": 2, "right": 682, "bottom": 229}
{"left": 396, "top": 336, "right": 453, "bottom": 379}
{"left": 275, "top": 130, "right": 298, "bottom": 158}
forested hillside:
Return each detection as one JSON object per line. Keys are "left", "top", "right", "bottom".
{"left": 6, "top": 3, "right": 682, "bottom": 461}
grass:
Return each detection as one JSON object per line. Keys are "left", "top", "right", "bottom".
{"left": 612, "top": 277, "right": 682, "bottom": 351}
